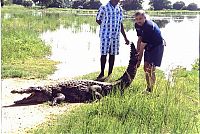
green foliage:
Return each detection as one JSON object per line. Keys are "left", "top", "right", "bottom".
{"left": 72, "top": 0, "right": 85, "bottom": 9}
{"left": 13, "top": 0, "right": 24, "bottom": 5}
{"left": 187, "top": 3, "right": 198, "bottom": 11}
{"left": 121, "top": 0, "right": 143, "bottom": 11}
{"left": 30, "top": 67, "right": 199, "bottom": 133}
{"left": 48, "top": 0, "right": 69, "bottom": 8}
{"left": 172, "top": 1, "right": 185, "bottom": 10}
{"left": 83, "top": 0, "right": 101, "bottom": 9}
{"left": 192, "top": 58, "right": 199, "bottom": 71}
{"left": 149, "top": 0, "right": 172, "bottom": 10}
{"left": 23, "top": 1, "right": 33, "bottom": 7}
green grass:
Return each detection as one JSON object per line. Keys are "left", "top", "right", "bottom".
{"left": 1, "top": 5, "right": 136, "bottom": 78}
{"left": 29, "top": 66, "right": 199, "bottom": 134}
{"left": 1, "top": 6, "right": 98, "bottom": 79}
{"left": 2, "top": 58, "right": 58, "bottom": 79}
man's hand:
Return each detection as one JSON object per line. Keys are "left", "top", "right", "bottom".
{"left": 125, "top": 38, "right": 130, "bottom": 45}
{"left": 135, "top": 52, "right": 141, "bottom": 68}
{"left": 96, "top": 19, "right": 101, "bottom": 25}
{"left": 136, "top": 41, "right": 146, "bottom": 68}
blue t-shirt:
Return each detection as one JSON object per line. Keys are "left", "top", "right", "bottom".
{"left": 135, "top": 20, "right": 163, "bottom": 46}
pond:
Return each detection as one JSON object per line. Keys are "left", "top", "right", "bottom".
{"left": 40, "top": 14, "right": 199, "bottom": 79}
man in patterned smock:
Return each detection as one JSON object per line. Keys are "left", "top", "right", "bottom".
{"left": 96, "top": 0, "right": 129, "bottom": 80}
{"left": 134, "top": 10, "right": 164, "bottom": 92}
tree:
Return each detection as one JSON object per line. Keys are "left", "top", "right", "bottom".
{"left": 33, "top": 0, "right": 68, "bottom": 8}
{"left": 172, "top": 1, "right": 185, "bottom": 10}
{"left": 33, "top": 0, "right": 53, "bottom": 7}
{"left": 149, "top": 0, "right": 172, "bottom": 10}
{"left": 23, "top": 0, "right": 34, "bottom": 7}
{"left": 186, "top": 3, "right": 198, "bottom": 10}
{"left": 121, "top": 0, "right": 143, "bottom": 10}
{"left": 48, "top": 0, "right": 69, "bottom": 8}
{"left": 83, "top": 0, "right": 101, "bottom": 9}
{"left": 72, "top": 0, "right": 85, "bottom": 9}
{"left": 13, "top": 0, "right": 24, "bottom": 5}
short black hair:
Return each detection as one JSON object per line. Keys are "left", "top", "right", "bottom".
{"left": 134, "top": 10, "right": 146, "bottom": 17}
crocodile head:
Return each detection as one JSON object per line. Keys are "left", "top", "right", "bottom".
{"left": 11, "top": 87, "right": 52, "bottom": 105}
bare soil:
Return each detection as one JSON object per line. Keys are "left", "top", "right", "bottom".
{"left": 1, "top": 78, "right": 82, "bottom": 134}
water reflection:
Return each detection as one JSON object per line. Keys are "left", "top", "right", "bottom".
{"left": 40, "top": 15, "right": 199, "bottom": 79}
{"left": 153, "top": 19, "right": 170, "bottom": 28}
{"left": 41, "top": 24, "right": 130, "bottom": 79}
{"left": 172, "top": 15, "right": 185, "bottom": 23}
{"left": 186, "top": 15, "right": 197, "bottom": 21}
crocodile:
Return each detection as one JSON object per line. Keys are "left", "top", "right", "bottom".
{"left": 11, "top": 43, "right": 138, "bottom": 105}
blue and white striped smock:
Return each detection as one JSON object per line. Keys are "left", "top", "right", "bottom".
{"left": 96, "top": 2, "right": 123, "bottom": 55}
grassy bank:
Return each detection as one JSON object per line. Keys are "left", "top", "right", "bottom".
{"left": 29, "top": 65, "right": 199, "bottom": 133}
{"left": 1, "top": 6, "right": 97, "bottom": 79}
{"left": 2, "top": 6, "right": 56, "bottom": 78}
{"left": 1, "top": 5, "right": 134, "bottom": 78}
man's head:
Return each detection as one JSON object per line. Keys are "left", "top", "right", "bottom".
{"left": 110, "top": 0, "right": 120, "bottom": 6}
{"left": 134, "top": 10, "right": 146, "bottom": 26}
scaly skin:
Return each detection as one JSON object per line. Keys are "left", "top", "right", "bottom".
{"left": 11, "top": 43, "right": 138, "bottom": 105}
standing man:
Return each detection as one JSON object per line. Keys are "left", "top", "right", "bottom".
{"left": 96, "top": 0, "right": 129, "bottom": 80}
{"left": 134, "top": 10, "right": 164, "bottom": 92}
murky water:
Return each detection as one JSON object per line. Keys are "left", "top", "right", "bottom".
{"left": 40, "top": 15, "right": 199, "bottom": 80}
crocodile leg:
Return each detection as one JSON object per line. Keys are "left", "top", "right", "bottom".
{"left": 51, "top": 93, "right": 65, "bottom": 106}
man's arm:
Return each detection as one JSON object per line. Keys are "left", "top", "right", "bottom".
{"left": 121, "top": 23, "right": 129, "bottom": 45}
{"left": 96, "top": 6, "right": 103, "bottom": 25}
{"left": 137, "top": 37, "right": 146, "bottom": 68}
{"left": 137, "top": 36, "right": 142, "bottom": 52}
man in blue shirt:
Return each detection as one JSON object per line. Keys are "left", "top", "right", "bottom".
{"left": 134, "top": 10, "right": 164, "bottom": 92}
{"left": 96, "top": 0, "right": 129, "bottom": 80}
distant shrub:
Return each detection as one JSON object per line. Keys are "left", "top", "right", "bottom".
{"left": 23, "top": 1, "right": 33, "bottom": 7}
{"left": 186, "top": 3, "right": 198, "bottom": 10}
{"left": 83, "top": 1, "right": 101, "bottom": 9}
{"left": 13, "top": 0, "right": 24, "bottom": 5}
{"left": 192, "top": 58, "right": 199, "bottom": 71}
{"left": 4, "top": 0, "right": 12, "bottom": 5}
{"left": 72, "top": 0, "right": 85, "bottom": 9}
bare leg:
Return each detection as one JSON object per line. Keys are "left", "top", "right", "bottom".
{"left": 144, "top": 62, "right": 156, "bottom": 92}
{"left": 108, "top": 55, "right": 115, "bottom": 76}
{"left": 97, "top": 55, "right": 107, "bottom": 79}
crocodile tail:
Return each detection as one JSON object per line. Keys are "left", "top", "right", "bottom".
{"left": 116, "top": 42, "right": 138, "bottom": 89}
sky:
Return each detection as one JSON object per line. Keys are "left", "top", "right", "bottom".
{"left": 100, "top": 0, "right": 200, "bottom": 8}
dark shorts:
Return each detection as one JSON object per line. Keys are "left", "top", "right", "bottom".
{"left": 144, "top": 44, "right": 164, "bottom": 67}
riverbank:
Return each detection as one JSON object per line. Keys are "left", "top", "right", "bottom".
{"left": 28, "top": 66, "right": 199, "bottom": 134}
{"left": 2, "top": 5, "right": 199, "bottom": 79}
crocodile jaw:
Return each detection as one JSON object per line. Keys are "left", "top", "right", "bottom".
{"left": 14, "top": 92, "right": 50, "bottom": 104}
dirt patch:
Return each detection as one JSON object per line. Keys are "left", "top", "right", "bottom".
{"left": 1, "top": 78, "right": 82, "bottom": 134}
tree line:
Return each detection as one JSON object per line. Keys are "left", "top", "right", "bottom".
{"left": 1, "top": 0, "right": 199, "bottom": 11}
